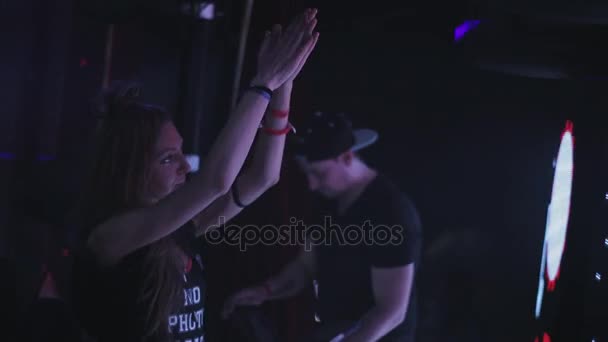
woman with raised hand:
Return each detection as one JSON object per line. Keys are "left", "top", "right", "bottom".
{"left": 72, "top": 8, "right": 319, "bottom": 342}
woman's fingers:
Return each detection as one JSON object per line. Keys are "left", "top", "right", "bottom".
{"left": 283, "top": 9, "right": 315, "bottom": 50}
{"left": 306, "top": 18, "right": 318, "bottom": 36}
{"left": 307, "top": 8, "right": 318, "bottom": 22}
{"left": 279, "top": 11, "right": 315, "bottom": 65}
{"left": 278, "top": 11, "right": 319, "bottom": 82}
{"left": 295, "top": 10, "right": 318, "bottom": 52}
{"left": 254, "top": 8, "right": 319, "bottom": 88}
{"left": 283, "top": 9, "right": 307, "bottom": 36}
{"left": 257, "top": 30, "right": 271, "bottom": 59}
{"left": 270, "top": 24, "right": 282, "bottom": 49}
{"left": 303, "top": 32, "right": 320, "bottom": 62}
{"left": 293, "top": 32, "right": 320, "bottom": 76}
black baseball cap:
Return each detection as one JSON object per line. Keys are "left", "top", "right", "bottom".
{"left": 289, "top": 111, "right": 378, "bottom": 162}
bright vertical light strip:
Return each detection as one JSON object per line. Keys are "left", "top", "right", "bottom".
{"left": 545, "top": 129, "right": 573, "bottom": 281}
{"left": 534, "top": 122, "right": 574, "bottom": 319}
{"left": 535, "top": 238, "right": 547, "bottom": 318}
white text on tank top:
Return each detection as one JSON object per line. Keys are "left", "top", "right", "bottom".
{"left": 168, "top": 254, "right": 205, "bottom": 342}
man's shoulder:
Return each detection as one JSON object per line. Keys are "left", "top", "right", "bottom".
{"left": 369, "top": 173, "right": 416, "bottom": 207}
{"left": 366, "top": 173, "right": 422, "bottom": 231}
{"left": 362, "top": 175, "right": 423, "bottom": 266}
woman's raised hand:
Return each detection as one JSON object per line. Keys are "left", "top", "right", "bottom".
{"left": 252, "top": 8, "right": 320, "bottom": 90}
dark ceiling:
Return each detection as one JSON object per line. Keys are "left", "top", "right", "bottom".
{"left": 332, "top": 0, "right": 608, "bottom": 80}
{"left": 277, "top": 0, "right": 608, "bottom": 79}
{"left": 73, "top": 0, "right": 608, "bottom": 80}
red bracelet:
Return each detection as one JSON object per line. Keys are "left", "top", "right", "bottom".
{"left": 271, "top": 109, "right": 289, "bottom": 118}
{"left": 261, "top": 122, "right": 295, "bottom": 135}
{"left": 185, "top": 257, "right": 193, "bottom": 273}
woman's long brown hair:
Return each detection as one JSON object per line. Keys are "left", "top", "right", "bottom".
{"left": 79, "top": 83, "right": 185, "bottom": 340}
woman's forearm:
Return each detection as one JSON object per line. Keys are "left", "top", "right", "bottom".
{"left": 192, "top": 87, "right": 272, "bottom": 193}
{"left": 249, "top": 81, "right": 292, "bottom": 184}
{"left": 232, "top": 82, "right": 293, "bottom": 205}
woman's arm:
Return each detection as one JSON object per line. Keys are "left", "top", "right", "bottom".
{"left": 241, "top": 81, "right": 294, "bottom": 198}
{"left": 87, "top": 9, "right": 318, "bottom": 266}
{"left": 193, "top": 14, "right": 319, "bottom": 236}
{"left": 192, "top": 82, "right": 293, "bottom": 236}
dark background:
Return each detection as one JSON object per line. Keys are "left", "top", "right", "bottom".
{"left": 2, "top": 0, "right": 608, "bottom": 341}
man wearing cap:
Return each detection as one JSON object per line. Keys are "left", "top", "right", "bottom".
{"left": 222, "top": 112, "right": 422, "bottom": 342}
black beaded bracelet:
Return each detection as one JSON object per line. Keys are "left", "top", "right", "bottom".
{"left": 231, "top": 181, "right": 246, "bottom": 208}
{"left": 248, "top": 85, "right": 273, "bottom": 100}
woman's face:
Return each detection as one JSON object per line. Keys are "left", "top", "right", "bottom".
{"left": 141, "top": 121, "right": 191, "bottom": 204}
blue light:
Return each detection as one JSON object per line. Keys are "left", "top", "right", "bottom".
{"left": 0, "top": 152, "right": 15, "bottom": 160}
{"left": 454, "top": 20, "right": 481, "bottom": 41}
{"left": 37, "top": 155, "right": 55, "bottom": 161}
{"left": 0, "top": 153, "right": 56, "bottom": 161}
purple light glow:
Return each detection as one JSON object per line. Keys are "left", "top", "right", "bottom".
{"left": 0, "top": 153, "right": 56, "bottom": 161}
{"left": 454, "top": 20, "right": 481, "bottom": 41}
{"left": 0, "top": 152, "right": 15, "bottom": 160}
{"left": 37, "top": 154, "right": 55, "bottom": 161}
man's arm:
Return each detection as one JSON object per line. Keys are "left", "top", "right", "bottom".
{"left": 221, "top": 247, "right": 316, "bottom": 318}
{"left": 265, "top": 245, "right": 316, "bottom": 300}
{"left": 342, "top": 263, "right": 415, "bottom": 342}
{"left": 344, "top": 191, "right": 421, "bottom": 341}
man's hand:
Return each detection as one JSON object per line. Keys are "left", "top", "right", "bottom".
{"left": 221, "top": 285, "right": 269, "bottom": 319}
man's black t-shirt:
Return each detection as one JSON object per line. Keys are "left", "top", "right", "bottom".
{"left": 72, "top": 222, "right": 206, "bottom": 342}
{"left": 313, "top": 173, "right": 422, "bottom": 341}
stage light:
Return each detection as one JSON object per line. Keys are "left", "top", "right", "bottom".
{"left": 180, "top": 1, "right": 215, "bottom": 20}
{"left": 454, "top": 20, "right": 481, "bottom": 42}
{"left": 534, "top": 332, "right": 552, "bottom": 342}
{"left": 535, "top": 120, "right": 574, "bottom": 318}
{"left": 595, "top": 272, "right": 602, "bottom": 281}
